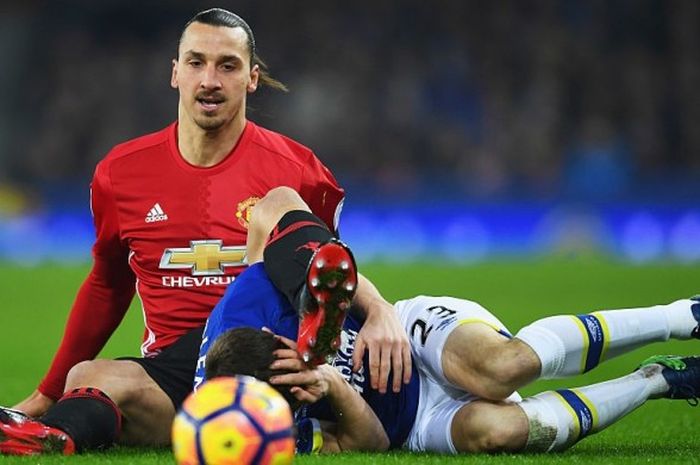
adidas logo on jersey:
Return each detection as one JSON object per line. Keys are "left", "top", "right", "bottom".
{"left": 145, "top": 203, "right": 169, "bottom": 223}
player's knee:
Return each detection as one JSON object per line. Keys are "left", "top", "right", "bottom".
{"left": 258, "top": 186, "right": 308, "bottom": 218}
{"left": 453, "top": 402, "right": 527, "bottom": 453}
{"left": 249, "top": 186, "right": 309, "bottom": 236}
{"left": 476, "top": 342, "right": 538, "bottom": 399}
{"left": 65, "top": 360, "right": 142, "bottom": 406}
{"left": 484, "top": 366, "right": 523, "bottom": 399}
{"left": 263, "top": 185, "right": 302, "bottom": 203}
{"left": 65, "top": 360, "right": 104, "bottom": 390}
{"left": 468, "top": 362, "right": 518, "bottom": 400}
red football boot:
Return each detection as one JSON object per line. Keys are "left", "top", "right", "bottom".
{"left": 297, "top": 239, "right": 358, "bottom": 366}
{"left": 0, "top": 407, "right": 75, "bottom": 455}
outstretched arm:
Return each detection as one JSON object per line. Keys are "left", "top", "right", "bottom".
{"left": 14, "top": 254, "right": 134, "bottom": 415}
{"left": 351, "top": 273, "right": 412, "bottom": 394}
{"left": 14, "top": 162, "right": 134, "bottom": 415}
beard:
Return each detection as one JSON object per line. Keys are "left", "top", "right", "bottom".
{"left": 191, "top": 91, "right": 231, "bottom": 131}
{"left": 193, "top": 114, "right": 228, "bottom": 131}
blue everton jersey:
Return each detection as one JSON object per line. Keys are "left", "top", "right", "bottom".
{"left": 195, "top": 263, "right": 420, "bottom": 448}
{"left": 296, "top": 315, "right": 420, "bottom": 449}
{"left": 195, "top": 263, "right": 298, "bottom": 389}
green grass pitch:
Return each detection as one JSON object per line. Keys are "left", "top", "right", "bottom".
{"left": 0, "top": 258, "right": 698, "bottom": 464}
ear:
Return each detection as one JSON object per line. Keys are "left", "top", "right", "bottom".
{"left": 170, "top": 59, "right": 179, "bottom": 89}
{"left": 247, "top": 64, "right": 260, "bottom": 93}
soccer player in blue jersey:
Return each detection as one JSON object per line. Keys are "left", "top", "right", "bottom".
{"left": 196, "top": 186, "right": 700, "bottom": 454}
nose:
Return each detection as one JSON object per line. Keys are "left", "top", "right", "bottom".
{"left": 200, "top": 63, "right": 222, "bottom": 90}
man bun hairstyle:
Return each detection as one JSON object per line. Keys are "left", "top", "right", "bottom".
{"left": 181, "top": 8, "right": 288, "bottom": 92}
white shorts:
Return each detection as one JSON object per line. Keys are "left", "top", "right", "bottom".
{"left": 395, "top": 295, "right": 522, "bottom": 453}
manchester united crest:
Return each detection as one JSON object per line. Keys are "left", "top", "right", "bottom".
{"left": 235, "top": 196, "right": 260, "bottom": 229}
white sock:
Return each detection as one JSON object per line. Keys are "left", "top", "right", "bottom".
{"left": 515, "top": 299, "right": 696, "bottom": 378}
{"left": 518, "top": 365, "right": 668, "bottom": 452}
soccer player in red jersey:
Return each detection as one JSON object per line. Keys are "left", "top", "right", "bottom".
{"left": 0, "top": 8, "right": 410, "bottom": 455}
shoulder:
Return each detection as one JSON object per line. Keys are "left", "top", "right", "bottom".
{"left": 96, "top": 123, "right": 173, "bottom": 175}
{"left": 248, "top": 122, "right": 319, "bottom": 166}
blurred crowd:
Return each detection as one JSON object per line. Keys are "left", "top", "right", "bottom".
{"left": 0, "top": 0, "right": 698, "bottom": 206}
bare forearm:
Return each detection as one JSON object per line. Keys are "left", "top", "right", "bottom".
{"left": 350, "top": 273, "right": 412, "bottom": 393}
{"left": 323, "top": 366, "right": 389, "bottom": 451}
{"left": 354, "top": 273, "right": 391, "bottom": 315}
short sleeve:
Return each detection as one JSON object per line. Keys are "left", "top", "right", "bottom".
{"left": 298, "top": 153, "right": 345, "bottom": 233}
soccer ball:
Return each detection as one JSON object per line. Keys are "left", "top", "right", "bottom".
{"left": 172, "top": 376, "right": 295, "bottom": 465}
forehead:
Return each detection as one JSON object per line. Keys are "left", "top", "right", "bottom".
{"left": 179, "top": 22, "right": 250, "bottom": 60}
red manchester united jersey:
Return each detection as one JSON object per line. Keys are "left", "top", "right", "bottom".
{"left": 39, "top": 121, "right": 344, "bottom": 399}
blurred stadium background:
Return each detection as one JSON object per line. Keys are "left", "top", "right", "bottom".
{"left": 0, "top": 3, "right": 699, "bottom": 462}
{"left": 0, "top": 0, "right": 699, "bottom": 264}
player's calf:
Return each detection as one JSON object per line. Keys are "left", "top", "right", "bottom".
{"left": 517, "top": 357, "right": 687, "bottom": 452}
{"left": 0, "top": 385, "right": 121, "bottom": 456}
{"left": 515, "top": 298, "right": 699, "bottom": 380}
{"left": 263, "top": 209, "right": 335, "bottom": 309}
{"left": 65, "top": 359, "right": 176, "bottom": 446}
{"left": 451, "top": 401, "right": 528, "bottom": 453}
{"left": 690, "top": 296, "right": 700, "bottom": 339}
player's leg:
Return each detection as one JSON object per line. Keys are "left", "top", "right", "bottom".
{"left": 444, "top": 355, "right": 700, "bottom": 454}
{"left": 404, "top": 374, "right": 528, "bottom": 453}
{"left": 246, "top": 186, "right": 313, "bottom": 264}
{"left": 437, "top": 297, "right": 700, "bottom": 399}
{"left": 450, "top": 401, "right": 528, "bottom": 452}
{"left": 249, "top": 186, "right": 357, "bottom": 364}
{"left": 449, "top": 364, "right": 664, "bottom": 453}
{"left": 441, "top": 323, "right": 540, "bottom": 400}
{"left": 517, "top": 355, "right": 700, "bottom": 452}
{"left": 397, "top": 295, "right": 538, "bottom": 400}
{"left": 61, "top": 359, "right": 175, "bottom": 446}
{"left": 108, "top": 326, "right": 203, "bottom": 445}
{"left": 254, "top": 186, "right": 337, "bottom": 307}
{"left": 1, "top": 328, "right": 200, "bottom": 454}
{"left": 0, "top": 361, "right": 138, "bottom": 455}
{"left": 514, "top": 297, "right": 700, "bottom": 379}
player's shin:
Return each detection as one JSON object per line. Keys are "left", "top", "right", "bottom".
{"left": 515, "top": 299, "right": 696, "bottom": 379}
{"left": 263, "top": 210, "right": 334, "bottom": 308}
{"left": 518, "top": 365, "right": 667, "bottom": 452}
{"left": 40, "top": 387, "right": 121, "bottom": 452}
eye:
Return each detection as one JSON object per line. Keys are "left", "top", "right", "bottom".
{"left": 188, "top": 59, "right": 203, "bottom": 68}
{"left": 221, "top": 63, "right": 236, "bottom": 72}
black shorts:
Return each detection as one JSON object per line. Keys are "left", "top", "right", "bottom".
{"left": 120, "top": 326, "right": 204, "bottom": 410}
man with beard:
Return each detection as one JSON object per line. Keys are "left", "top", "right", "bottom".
{"left": 0, "top": 9, "right": 409, "bottom": 455}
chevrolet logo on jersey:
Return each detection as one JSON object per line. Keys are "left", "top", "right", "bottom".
{"left": 159, "top": 240, "right": 246, "bottom": 276}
